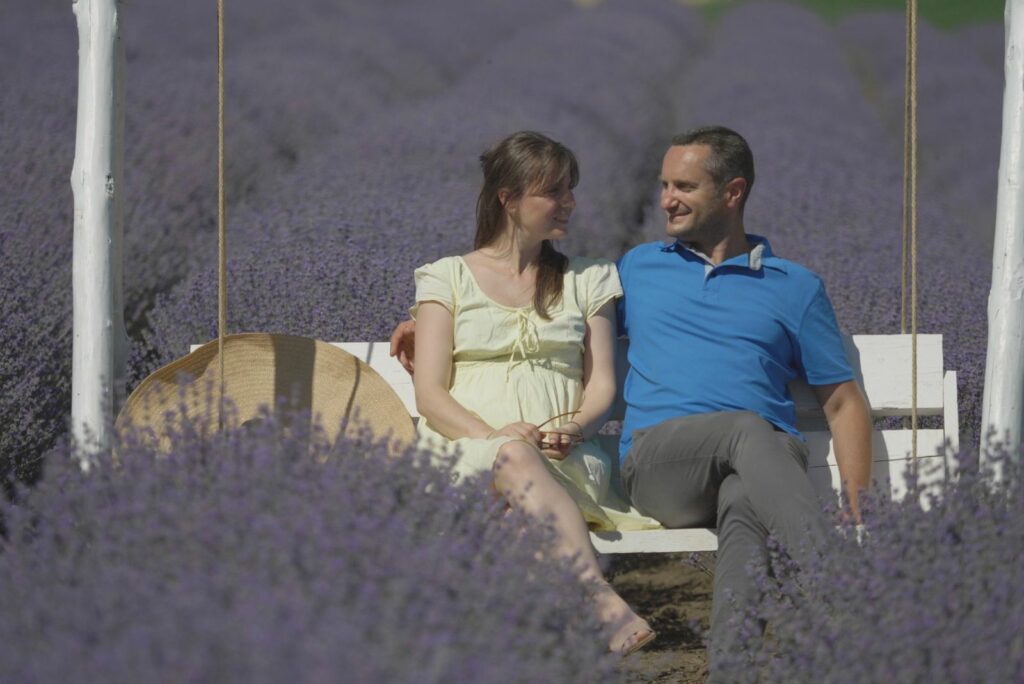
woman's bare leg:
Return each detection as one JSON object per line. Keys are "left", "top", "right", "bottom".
{"left": 493, "top": 440, "right": 654, "bottom": 653}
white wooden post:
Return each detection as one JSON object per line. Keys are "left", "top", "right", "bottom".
{"left": 983, "top": 0, "right": 1024, "bottom": 465}
{"left": 71, "top": 0, "right": 126, "bottom": 465}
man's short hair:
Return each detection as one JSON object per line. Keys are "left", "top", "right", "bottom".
{"left": 671, "top": 125, "right": 755, "bottom": 208}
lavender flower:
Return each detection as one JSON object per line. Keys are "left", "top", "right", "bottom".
{"left": 139, "top": 2, "right": 702, "bottom": 381}
{"left": 712, "top": 443, "right": 1024, "bottom": 683}
{"left": 0, "top": 409, "right": 623, "bottom": 683}
{"left": 661, "top": 2, "right": 994, "bottom": 440}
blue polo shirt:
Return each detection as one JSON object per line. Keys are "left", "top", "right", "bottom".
{"left": 616, "top": 235, "right": 853, "bottom": 462}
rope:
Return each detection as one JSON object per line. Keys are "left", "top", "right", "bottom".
{"left": 217, "top": 0, "right": 227, "bottom": 416}
{"left": 902, "top": 0, "right": 919, "bottom": 461}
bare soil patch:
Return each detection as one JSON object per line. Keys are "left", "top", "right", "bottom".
{"left": 607, "top": 553, "right": 714, "bottom": 683}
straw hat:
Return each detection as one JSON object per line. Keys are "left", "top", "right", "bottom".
{"left": 117, "top": 333, "right": 416, "bottom": 450}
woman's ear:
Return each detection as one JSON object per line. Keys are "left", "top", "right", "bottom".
{"left": 498, "top": 188, "right": 519, "bottom": 218}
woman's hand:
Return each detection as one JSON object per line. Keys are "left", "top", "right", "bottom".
{"left": 539, "top": 421, "right": 583, "bottom": 461}
{"left": 488, "top": 422, "right": 542, "bottom": 445}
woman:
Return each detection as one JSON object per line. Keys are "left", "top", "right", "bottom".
{"left": 411, "top": 131, "right": 654, "bottom": 656}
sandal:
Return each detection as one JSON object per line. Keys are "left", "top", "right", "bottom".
{"left": 610, "top": 617, "right": 657, "bottom": 658}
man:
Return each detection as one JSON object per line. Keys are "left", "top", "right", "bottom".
{"left": 391, "top": 125, "right": 872, "bottom": 672}
{"left": 613, "top": 126, "right": 871, "bottom": 671}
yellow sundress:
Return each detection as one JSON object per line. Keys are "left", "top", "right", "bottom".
{"left": 412, "top": 254, "right": 660, "bottom": 532}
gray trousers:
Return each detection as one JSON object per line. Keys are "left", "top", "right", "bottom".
{"left": 621, "top": 411, "right": 828, "bottom": 672}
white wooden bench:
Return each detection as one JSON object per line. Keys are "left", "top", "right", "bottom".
{"left": 288, "top": 335, "right": 960, "bottom": 553}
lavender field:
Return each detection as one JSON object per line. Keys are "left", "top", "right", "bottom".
{"left": 1, "top": 0, "right": 1013, "bottom": 681}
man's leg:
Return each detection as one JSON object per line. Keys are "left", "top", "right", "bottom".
{"left": 620, "top": 412, "right": 740, "bottom": 528}
{"left": 622, "top": 412, "right": 829, "bottom": 671}
{"left": 709, "top": 474, "right": 768, "bottom": 676}
{"left": 718, "top": 412, "right": 829, "bottom": 566}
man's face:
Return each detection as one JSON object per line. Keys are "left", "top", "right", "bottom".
{"left": 659, "top": 144, "right": 730, "bottom": 242}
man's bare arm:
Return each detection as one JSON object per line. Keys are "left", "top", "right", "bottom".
{"left": 812, "top": 380, "right": 872, "bottom": 521}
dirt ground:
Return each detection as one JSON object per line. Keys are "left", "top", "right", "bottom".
{"left": 607, "top": 553, "right": 714, "bottom": 683}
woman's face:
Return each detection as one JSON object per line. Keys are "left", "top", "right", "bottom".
{"left": 506, "top": 174, "right": 576, "bottom": 242}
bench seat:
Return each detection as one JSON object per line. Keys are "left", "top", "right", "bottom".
{"left": 219, "top": 334, "right": 959, "bottom": 553}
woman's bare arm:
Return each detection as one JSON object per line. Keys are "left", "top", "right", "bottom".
{"left": 413, "top": 302, "right": 493, "bottom": 439}
{"left": 569, "top": 299, "right": 618, "bottom": 439}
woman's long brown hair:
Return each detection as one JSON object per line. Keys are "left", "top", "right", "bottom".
{"left": 475, "top": 131, "right": 578, "bottom": 319}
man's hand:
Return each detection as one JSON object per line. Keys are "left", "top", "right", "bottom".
{"left": 389, "top": 319, "right": 416, "bottom": 374}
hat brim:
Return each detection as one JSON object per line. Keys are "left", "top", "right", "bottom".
{"left": 116, "top": 333, "right": 417, "bottom": 450}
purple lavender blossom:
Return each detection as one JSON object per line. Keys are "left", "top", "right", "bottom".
{"left": 0, "top": 0, "right": 621, "bottom": 476}
{"left": 0, "top": 410, "right": 623, "bottom": 683}
{"left": 836, "top": 11, "right": 1000, "bottom": 442}
{"left": 1, "top": 2, "right": 1015, "bottom": 678}
{"left": 2, "top": 0, "right": 1004, "bottom": 588}
{"left": 140, "top": 2, "right": 703, "bottom": 382}
{"left": 712, "top": 444, "right": 1024, "bottom": 683}
{"left": 658, "top": 2, "right": 994, "bottom": 440}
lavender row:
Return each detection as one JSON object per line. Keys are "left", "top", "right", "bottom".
{"left": 120, "top": 0, "right": 569, "bottom": 318}
{"left": 139, "top": 2, "right": 703, "bottom": 382}
{"left": 835, "top": 12, "right": 1001, "bottom": 442}
{"left": 660, "top": 3, "right": 911, "bottom": 346}
{"left": 838, "top": 13, "right": 1001, "bottom": 252}
{"left": 0, "top": 0, "right": 571, "bottom": 474}
{"left": 0, "top": 413, "right": 622, "bottom": 683}
{"left": 0, "top": 4, "right": 83, "bottom": 479}
{"left": 714, "top": 446, "right": 1024, "bottom": 683}
{"left": 661, "top": 2, "right": 993, "bottom": 438}
{"left": 662, "top": 8, "right": 1009, "bottom": 675}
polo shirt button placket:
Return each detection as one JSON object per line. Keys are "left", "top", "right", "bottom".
{"left": 702, "top": 266, "right": 720, "bottom": 298}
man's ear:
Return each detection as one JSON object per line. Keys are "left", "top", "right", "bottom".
{"left": 723, "top": 177, "right": 747, "bottom": 209}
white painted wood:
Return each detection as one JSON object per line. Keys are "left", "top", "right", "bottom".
{"left": 331, "top": 342, "right": 417, "bottom": 417}
{"left": 804, "top": 428, "right": 947, "bottom": 468}
{"left": 808, "top": 453, "right": 952, "bottom": 505}
{"left": 982, "top": 0, "right": 1024, "bottom": 464}
{"left": 321, "top": 339, "right": 950, "bottom": 426}
{"left": 191, "top": 340, "right": 419, "bottom": 416}
{"left": 612, "top": 334, "right": 945, "bottom": 420}
{"left": 592, "top": 528, "right": 719, "bottom": 554}
{"left": 799, "top": 335, "right": 945, "bottom": 416}
{"left": 71, "top": 0, "right": 126, "bottom": 465}
{"left": 944, "top": 371, "right": 960, "bottom": 453}
{"left": 195, "top": 335, "right": 957, "bottom": 553}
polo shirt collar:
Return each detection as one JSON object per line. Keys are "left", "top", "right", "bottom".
{"left": 660, "top": 234, "right": 787, "bottom": 273}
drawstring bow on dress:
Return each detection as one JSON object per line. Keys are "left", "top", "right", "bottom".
{"left": 507, "top": 309, "right": 540, "bottom": 379}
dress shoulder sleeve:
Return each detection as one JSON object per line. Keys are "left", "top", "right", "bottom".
{"left": 575, "top": 257, "right": 623, "bottom": 319}
{"left": 410, "top": 257, "right": 455, "bottom": 318}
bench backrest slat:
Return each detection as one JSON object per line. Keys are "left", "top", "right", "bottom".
{"left": 330, "top": 341, "right": 417, "bottom": 414}
{"left": 188, "top": 335, "right": 956, "bottom": 552}
{"left": 611, "top": 334, "right": 945, "bottom": 421}
{"left": 322, "top": 335, "right": 947, "bottom": 424}
{"left": 194, "top": 334, "right": 956, "bottom": 502}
